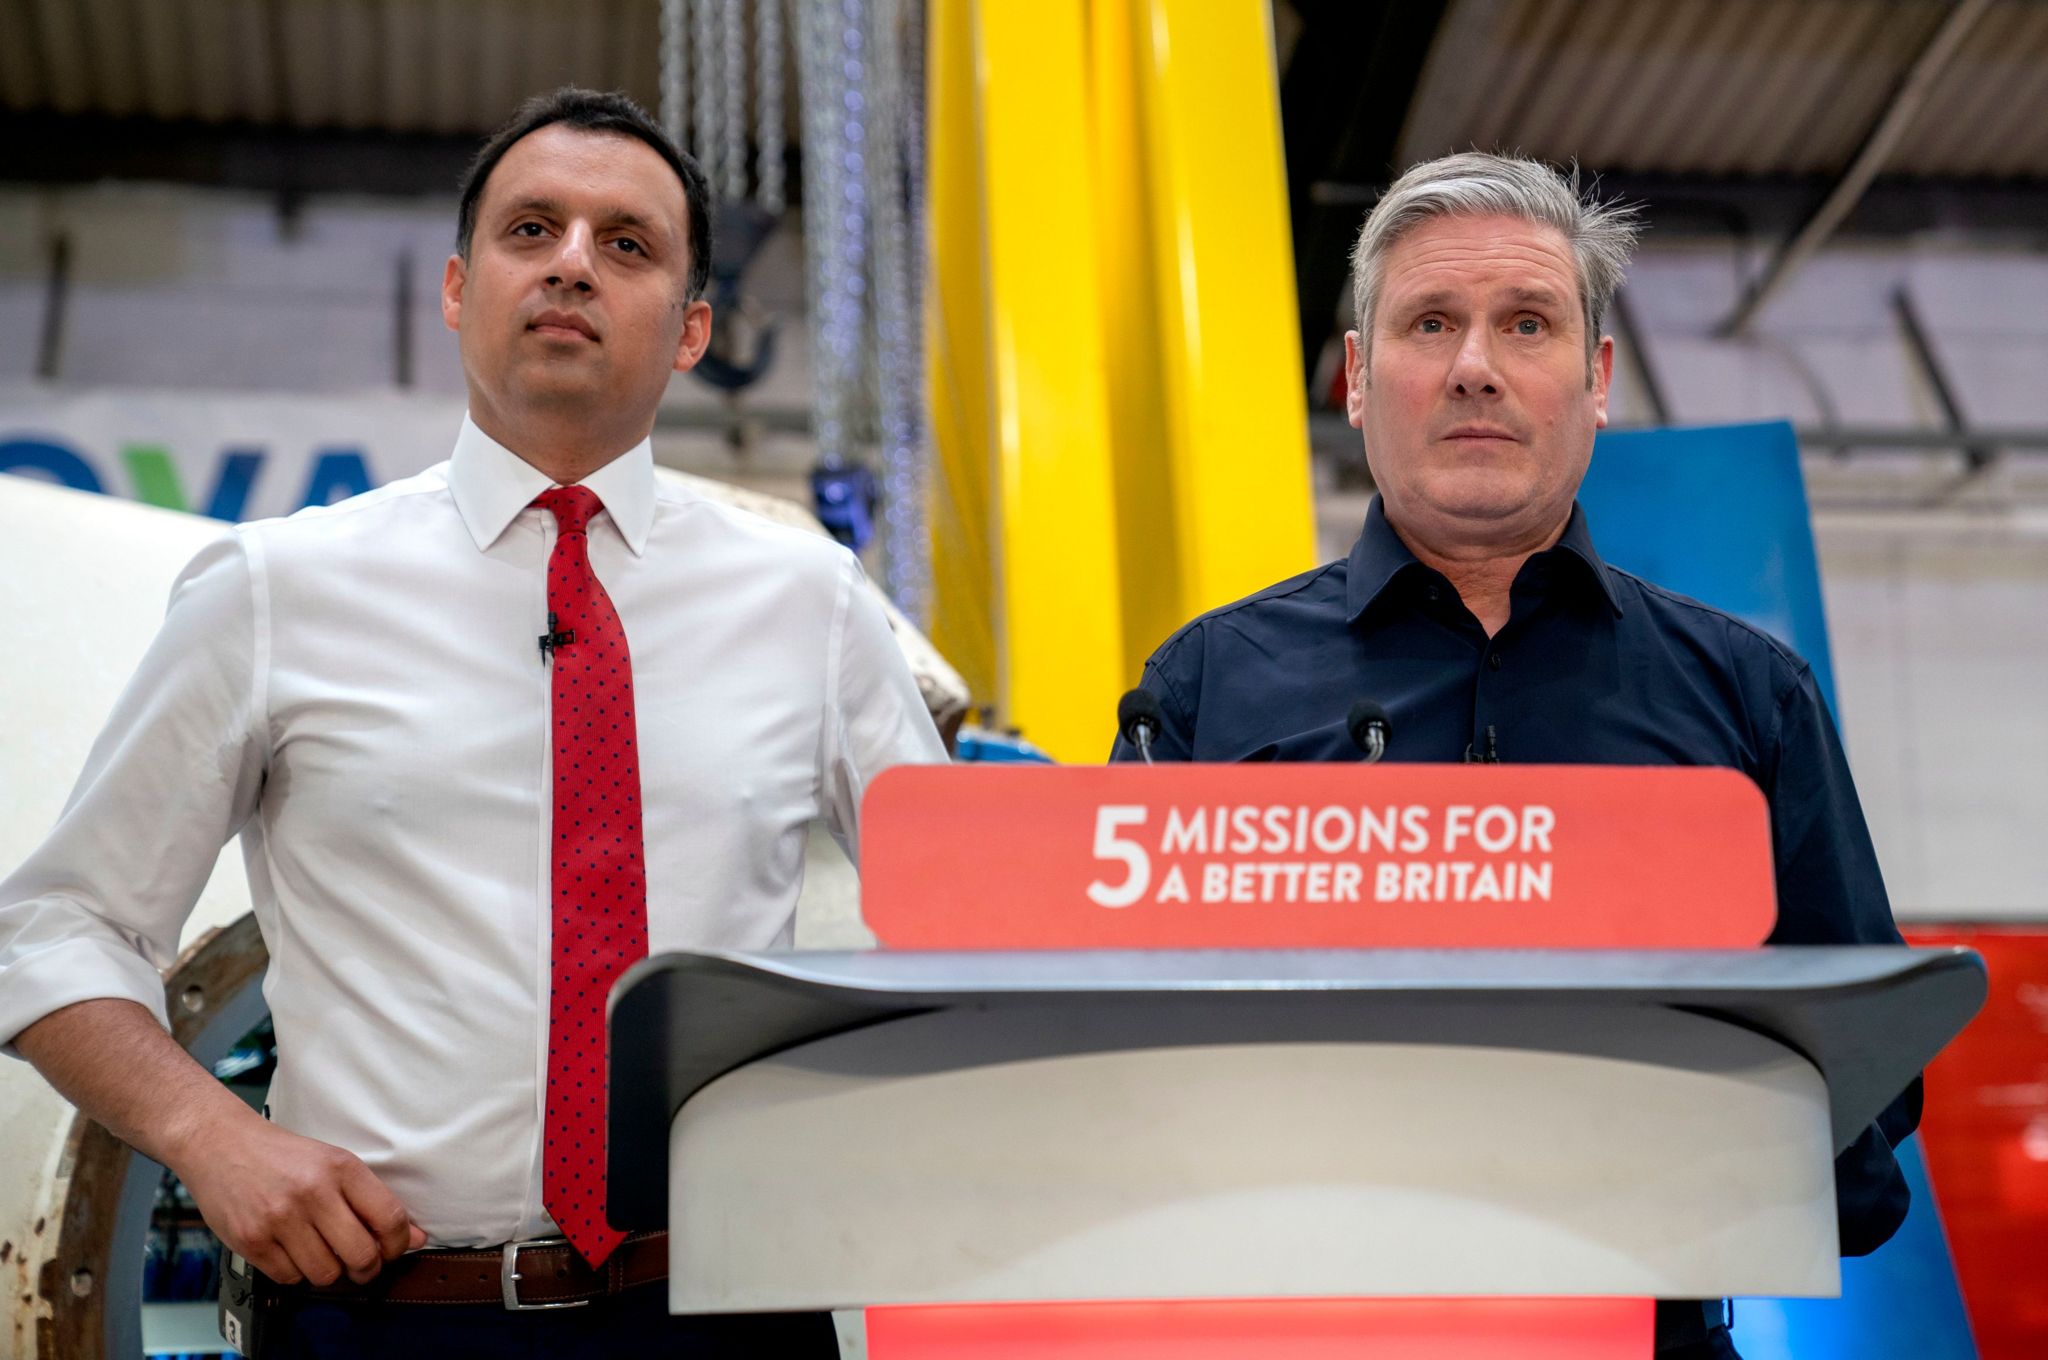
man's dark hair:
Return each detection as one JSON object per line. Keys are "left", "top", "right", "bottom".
{"left": 457, "top": 87, "right": 713, "bottom": 302}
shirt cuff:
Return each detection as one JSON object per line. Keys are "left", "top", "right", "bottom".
{"left": 0, "top": 931, "right": 172, "bottom": 1057}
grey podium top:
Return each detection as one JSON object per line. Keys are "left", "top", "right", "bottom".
{"left": 605, "top": 946, "right": 1985, "bottom": 1229}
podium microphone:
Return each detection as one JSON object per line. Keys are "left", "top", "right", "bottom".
{"left": 1347, "top": 698, "right": 1391, "bottom": 765}
{"left": 1118, "top": 688, "right": 1164, "bottom": 765}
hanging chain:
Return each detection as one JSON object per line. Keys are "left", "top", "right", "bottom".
{"left": 691, "top": 0, "right": 723, "bottom": 194}
{"left": 868, "top": 0, "right": 926, "bottom": 622}
{"left": 797, "top": 0, "right": 869, "bottom": 471}
{"left": 756, "top": 0, "right": 787, "bottom": 214}
{"left": 658, "top": 0, "right": 688, "bottom": 152}
{"left": 897, "top": 0, "right": 929, "bottom": 622}
{"left": 719, "top": 0, "right": 749, "bottom": 202}
{"left": 899, "top": 0, "right": 928, "bottom": 622}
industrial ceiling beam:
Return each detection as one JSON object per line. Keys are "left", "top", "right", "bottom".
{"left": 1890, "top": 284, "right": 1994, "bottom": 477}
{"left": 1717, "top": 0, "right": 1994, "bottom": 337}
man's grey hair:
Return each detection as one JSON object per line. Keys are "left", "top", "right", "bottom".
{"left": 1350, "top": 151, "right": 1641, "bottom": 377}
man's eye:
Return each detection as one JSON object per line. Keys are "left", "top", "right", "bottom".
{"left": 1515, "top": 317, "right": 1543, "bottom": 335}
{"left": 1417, "top": 318, "right": 1445, "bottom": 333}
{"left": 513, "top": 222, "right": 545, "bottom": 237}
{"left": 613, "top": 238, "right": 644, "bottom": 255}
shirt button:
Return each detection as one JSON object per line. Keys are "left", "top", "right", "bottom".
{"left": 1426, "top": 586, "right": 1441, "bottom": 602}
{"left": 1488, "top": 652, "right": 1503, "bottom": 671}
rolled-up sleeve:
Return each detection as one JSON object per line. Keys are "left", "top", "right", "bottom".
{"left": 818, "top": 552, "right": 948, "bottom": 862}
{"left": 0, "top": 530, "right": 268, "bottom": 1050}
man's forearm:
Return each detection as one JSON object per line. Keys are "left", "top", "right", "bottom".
{"left": 15, "top": 996, "right": 259, "bottom": 1174}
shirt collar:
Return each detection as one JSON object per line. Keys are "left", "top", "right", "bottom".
{"left": 1344, "top": 494, "right": 1623, "bottom": 623}
{"left": 1550, "top": 502, "right": 1624, "bottom": 616}
{"left": 447, "top": 413, "right": 656, "bottom": 557}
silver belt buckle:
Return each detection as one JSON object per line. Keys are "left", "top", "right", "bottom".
{"left": 500, "top": 1237, "right": 591, "bottom": 1310}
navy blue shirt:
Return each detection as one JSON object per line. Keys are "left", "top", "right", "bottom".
{"left": 1113, "top": 496, "right": 1918, "bottom": 1255}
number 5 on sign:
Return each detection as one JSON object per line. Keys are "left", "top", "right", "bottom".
{"left": 1086, "top": 806, "right": 1151, "bottom": 908}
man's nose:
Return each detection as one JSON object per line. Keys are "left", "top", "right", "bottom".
{"left": 545, "top": 222, "right": 597, "bottom": 293}
{"left": 1447, "top": 330, "right": 1502, "bottom": 397}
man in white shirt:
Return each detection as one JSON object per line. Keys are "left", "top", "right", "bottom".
{"left": 0, "top": 87, "right": 945, "bottom": 1356}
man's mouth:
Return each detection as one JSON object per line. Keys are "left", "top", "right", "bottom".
{"left": 528, "top": 310, "right": 598, "bottom": 342}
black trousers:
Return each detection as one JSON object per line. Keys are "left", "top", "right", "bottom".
{"left": 270, "top": 1286, "right": 838, "bottom": 1359}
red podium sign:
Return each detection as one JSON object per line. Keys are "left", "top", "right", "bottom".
{"left": 863, "top": 763, "right": 1776, "bottom": 950}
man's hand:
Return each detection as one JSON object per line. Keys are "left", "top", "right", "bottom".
{"left": 175, "top": 1115, "right": 428, "bottom": 1285}
{"left": 15, "top": 998, "right": 426, "bottom": 1286}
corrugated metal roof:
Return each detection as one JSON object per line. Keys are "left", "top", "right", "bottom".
{"left": 8, "top": 0, "right": 2043, "bottom": 182}
{"left": 0, "top": 0, "right": 661, "bottom": 134}
{"left": 1399, "top": 0, "right": 2048, "bottom": 180}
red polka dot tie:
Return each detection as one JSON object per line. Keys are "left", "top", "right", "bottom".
{"left": 534, "top": 486, "right": 647, "bottom": 1268}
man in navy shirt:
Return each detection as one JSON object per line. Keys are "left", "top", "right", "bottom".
{"left": 1112, "top": 152, "right": 1915, "bottom": 1359}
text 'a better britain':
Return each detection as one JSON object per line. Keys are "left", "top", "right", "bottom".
{"left": 1084, "top": 802, "right": 1559, "bottom": 909}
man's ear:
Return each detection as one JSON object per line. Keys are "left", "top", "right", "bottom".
{"left": 441, "top": 254, "right": 467, "bottom": 334}
{"left": 1343, "top": 331, "right": 1368, "bottom": 430}
{"left": 1591, "top": 333, "right": 1615, "bottom": 428}
{"left": 671, "top": 298, "right": 715, "bottom": 374}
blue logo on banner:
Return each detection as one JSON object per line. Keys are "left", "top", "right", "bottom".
{"left": 0, "top": 435, "right": 375, "bottom": 521}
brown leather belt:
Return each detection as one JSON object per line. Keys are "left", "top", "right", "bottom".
{"left": 285, "top": 1232, "right": 667, "bottom": 1309}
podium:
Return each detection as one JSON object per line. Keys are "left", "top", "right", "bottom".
{"left": 605, "top": 764, "right": 1985, "bottom": 1354}
{"left": 608, "top": 945, "right": 1984, "bottom": 1354}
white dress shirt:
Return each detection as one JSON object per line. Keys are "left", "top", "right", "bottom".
{"left": 0, "top": 416, "right": 947, "bottom": 1245}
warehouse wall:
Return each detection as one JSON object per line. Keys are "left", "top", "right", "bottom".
{"left": 1820, "top": 513, "right": 2048, "bottom": 921}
